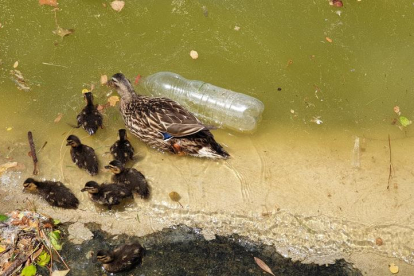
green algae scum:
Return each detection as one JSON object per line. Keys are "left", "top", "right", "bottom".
{"left": 1, "top": 1, "right": 414, "bottom": 275}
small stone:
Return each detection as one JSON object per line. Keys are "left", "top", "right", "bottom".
{"left": 190, "top": 50, "right": 199, "bottom": 60}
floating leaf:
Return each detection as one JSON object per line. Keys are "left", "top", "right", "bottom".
{"left": 100, "top": 75, "right": 108, "bottom": 85}
{"left": 39, "top": 0, "right": 58, "bottom": 6}
{"left": 169, "top": 191, "right": 181, "bottom": 202}
{"left": 169, "top": 191, "right": 183, "bottom": 207}
{"left": 325, "top": 37, "right": 333, "bottom": 43}
{"left": 54, "top": 113, "right": 63, "bottom": 123}
{"left": 53, "top": 26, "right": 74, "bottom": 38}
{"left": 13, "top": 61, "right": 18, "bottom": 68}
{"left": 0, "top": 245, "right": 6, "bottom": 253}
{"left": 49, "top": 230, "right": 62, "bottom": 250}
{"left": 0, "top": 214, "right": 8, "bottom": 221}
{"left": 110, "top": 0, "right": 125, "bottom": 12}
{"left": 254, "top": 257, "right": 275, "bottom": 276}
{"left": 389, "top": 263, "right": 399, "bottom": 274}
{"left": 51, "top": 270, "right": 70, "bottom": 276}
{"left": 108, "top": 96, "right": 120, "bottom": 106}
{"left": 10, "top": 69, "right": 30, "bottom": 91}
{"left": 36, "top": 251, "right": 51, "bottom": 267}
{"left": 21, "top": 264, "right": 37, "bottom": 276}
{"left": 399, "top": 116, "right": 411, "bottom": 127}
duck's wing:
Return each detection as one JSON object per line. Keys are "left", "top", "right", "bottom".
{"left": 137, "top": 97, "right": 207, "bottom": 137}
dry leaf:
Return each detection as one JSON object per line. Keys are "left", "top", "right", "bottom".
{"left": 0, "top": 162, "right": 18, "bottom": 176}
{"left": 54, "top": 113, "right": 63, "bottom": 123}
{"left": 190, "top": 50, "right": 199, "bottom": 60}
{"left": 108, "top": 96, "right": 120, "bottom": 106}
{"left": 111, "top": 0, "right": 125, "bottom": 12}
{"left": 325, "top": 37, "right": 333, "bottom": 43}
{"left": 39, "top": 0, "right": 58, "bottom": 6}
{"left": 100, "top": 75, "right": 108, "bottom": 85}
{"left": 51, "top": 270, "right": 70, "bottom": 276}
{"left": 254, "top": 257, "right": 275, "bottom": 276}
{"left": 13, "top": 61, "right": 18, "bottom": 68}
{"left": 53, "top": 26, "right": 74, "bottom": 38}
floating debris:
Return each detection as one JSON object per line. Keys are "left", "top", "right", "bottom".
{"left": 13, "top": 61, "right": 18, "bottom": 68}
{"left": 54, "top": 113, "right": 63, "bottom": 123}
{"left": 0, "top": 162, "right": 18, "bottom": 176}
{"left": 111, "top": 0, "right": 125, "bottom": 12}
{"left": 190, "top": 50, "right": 199, "bottom": 60}
{"left": 10, "top": 69, "right": 31, "bottom": 91}
{"left": 39, "top": 0, "right": 58, "bottom": 6}
{"left": 254, "top": 257, "right": 275, "bottom": 276}
{"left": 389, "top": 263, "right": 399, "bottom": 274}
{"left": 326, "top": 37, "right": 333, "bottom": 43}
{"left": 100, "top": 74, "right": 108, "bottom": 85}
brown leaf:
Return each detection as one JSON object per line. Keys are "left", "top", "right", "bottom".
{"left": 54, "top": 113, "right": 63, "bottom": 123}
{"left": 100, "top": 75, "right": 108, "bottom": 85}
{"left": 53, "top": 26, "right": 74, "bottom": 38}
{"left": 108, "top": 96, "right": 120, "bottom": 107}
{"left": 110, "top": 0, "right": 125, "bottom": 12}
{"left": 254, "top": 257, "right": 275, "bottom": 276}
{"left": 39, "top": 0, "right": 58, "bottom": 7}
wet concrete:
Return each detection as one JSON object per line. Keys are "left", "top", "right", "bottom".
{"left": 60, "top": 223, "right": 362, "bottom": 276}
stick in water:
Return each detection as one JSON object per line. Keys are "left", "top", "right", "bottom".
{"left": 28, "top": 131, "right": 39, "bottom": 175}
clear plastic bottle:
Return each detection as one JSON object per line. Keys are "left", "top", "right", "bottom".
{"left": 139, "top": 72, "right": 264, "bottom": 133}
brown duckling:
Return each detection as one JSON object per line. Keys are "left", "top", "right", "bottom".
{"left": 76, "top": 91, "right": 103, "bottom": 135}
{"left": 96, "top": 242, "right": 144, "bottom": 273}
{"left": 66, "top": 135, "right": 99, "bottom": 176}
{"left": 23, "top": 178, "right": 79, "bottom": 209}
{"left": 105, "top": 160, "right": 149, "bottom": 199}
{"left": 110, "top": 129, "right": 135, "bottom": 165}
{"left": 81, "top": 181, "right": 132, "bottom": 210}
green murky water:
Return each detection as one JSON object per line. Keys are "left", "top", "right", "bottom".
{"left": 1, "top": 1, "right": 414, "bottom": 274}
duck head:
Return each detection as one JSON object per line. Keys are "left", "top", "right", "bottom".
{"left": 66, "top": 135, "right": 81, "bottom": 147}
{"left": 81, "top": 181, "right": 100, "bottom": 193}
{"left": 108, "top": 73, "right": 135, "bottom": 99}
{"left": 23, "top": 178, "right": 38, "bottom": 191}
{"left": 105, "top": 160, "right": 124, "bottom": 174}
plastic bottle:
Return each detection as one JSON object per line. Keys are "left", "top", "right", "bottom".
{"left": 139, "top": 72, "right": 264, "bottom": 133}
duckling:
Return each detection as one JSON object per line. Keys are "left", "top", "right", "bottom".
{"left": 105, "top": 160, "right": 149, "bottom": 199}
{"left": 96, "top": 243, "right": 144, "bottom": 273}
{"left": 110, "top": 129, "right": 135, "bottom": 165}
{"left": 23, "top": 178, "right": 79, "bottom": 209}
{"left": 81, "top": 181, "right": 132, "bottom": 210}
{"left": 76, "top": 91, "right": 103, "bottom": 135}
{"left": 108, "top": 73, "right": 230, "bottom": 159}
{"left": 66, "top": 135, "right": 99, "bottom": 176}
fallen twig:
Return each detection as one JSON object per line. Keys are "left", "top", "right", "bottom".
{"left": 28, "top": 131, "right": 39, "bottom": 175}
{"left": 387, "top": 134, "right": 394, "bottom": 190}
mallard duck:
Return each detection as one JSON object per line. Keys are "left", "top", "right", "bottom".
{"left": 96, "top": 243, "right": 144, "bottom": 273}
{"left": 66, "top": 135, "right": 99, "bottom": 175}
{"left": 23, "top": 178, "right": 79, "bottom": 209}
{"left": 108, "top": 73, "right": 230, "bottom": 159}
{"left": 105, "top": 160, "right": 149, "bottom": 199}
{"left": 81, "top": 181, "right": 132, "bottom": 210}
{"left": 110, "top": 129, "right": 135, "bottom": 164}
{"left": 76, "top": 91, "right": 103, "bottom": 135}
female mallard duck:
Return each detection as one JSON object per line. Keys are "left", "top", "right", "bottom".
{"left": 105, "top": 160, "right": 149, "bottom": 199}
{"left": 23, "top": 178, "right": 79, "bottom": 209}
{"left": 76, "top": 91, "right": 103, "bottom": 135}
{"left": 66, "top": 135, "right": 99, "bottom": 175}
{"left": 96, "top": 243, "right": 144, "bottom": 273}
{"left": 110, "top": 129, "right": 135, "bottom": 164}
{"left": 81, "top": 181, "right": 132, "bottom": 210}
{"left": 108, "top": 73, "right": 229, "bottom": 159}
